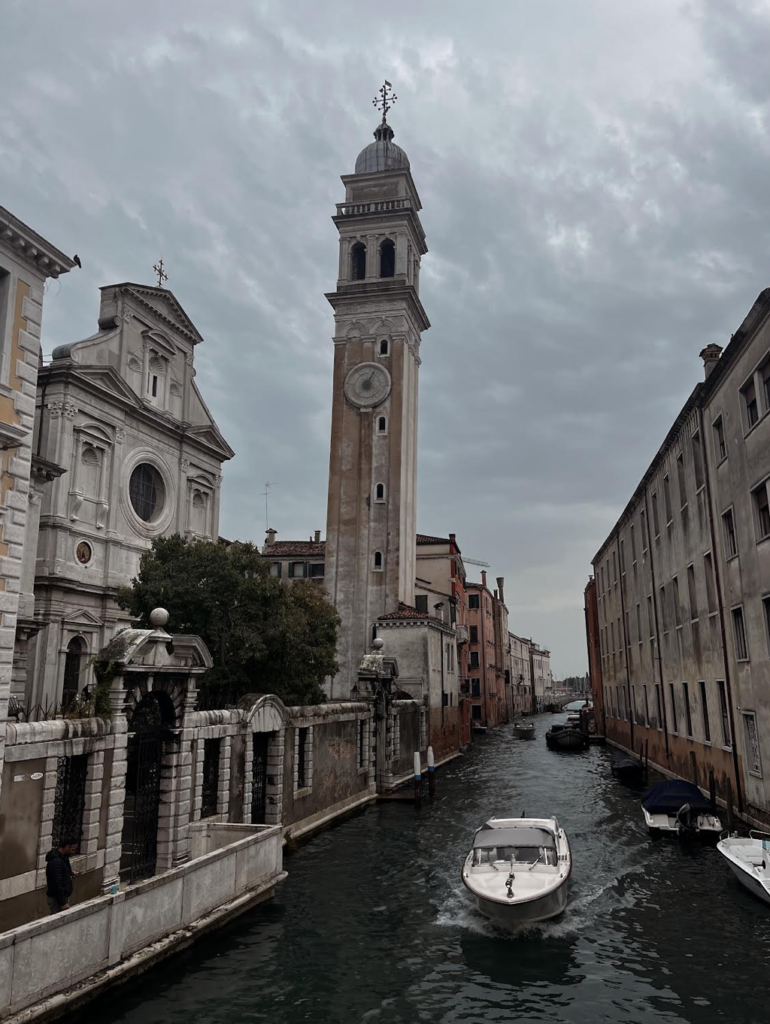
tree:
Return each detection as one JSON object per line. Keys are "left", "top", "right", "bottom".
{"left": 116, "top": 536, "right": 338, "bottom": 706}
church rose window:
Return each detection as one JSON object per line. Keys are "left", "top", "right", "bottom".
{"left": 129, "top": 463, "right": 165, "bottom": 522}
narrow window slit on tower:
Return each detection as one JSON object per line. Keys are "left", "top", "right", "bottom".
{"left": 373, "top": 551, "right": 383, "bottom": 570}
{"left": 379, "top": 339, "right": 389, "bottom": 355}
{"left": 351, "top": 242, "right": 366, "bottom": 280}
{"left": 377, "top": 416, "right": 387, "bottom": 433}
{"left": 380, "top": 239, "right": 395, "bottom": 278}
{"left": 375, "top": 483, "right": 385, "bottom": 501}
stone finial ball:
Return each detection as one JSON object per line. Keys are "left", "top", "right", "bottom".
{"left": 149, "top": 608, "right": 170, "bottom": 628}
{"left": 372, "top": 637, "right": 384, "bottom": 651}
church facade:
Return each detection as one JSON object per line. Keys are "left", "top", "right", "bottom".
{"left": 19, "top": 282, "right": 233, "bottom": 712}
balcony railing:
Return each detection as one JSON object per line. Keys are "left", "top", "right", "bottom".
{"left": 336, "top": 198, "right": 412, "bottom": 216}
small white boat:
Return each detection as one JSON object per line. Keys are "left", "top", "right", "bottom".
{"left": 718, "top": 833, "right": 770, "bottom": 907}
{"left": 514, "top": 721, "right": 535, "bottom": 740}
{"left": 461, "top": 817, "right": 571, "bottom": 928}
{"left": 641, "top": 780, "right": 721, "bottom": 838}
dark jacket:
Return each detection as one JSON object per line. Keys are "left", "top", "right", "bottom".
{"left": 45, "top": 849, "right": 74, "bottom": 905}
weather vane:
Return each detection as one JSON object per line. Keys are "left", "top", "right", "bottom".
{"left": 153, "top": 258, "right": 168, "bottom": 288}
{"left": 373, "top": 80, "right": 397, "bottom": 124}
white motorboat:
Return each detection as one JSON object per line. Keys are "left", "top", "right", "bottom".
{"left": 461, "top": 817, "right": 571, "bottom": 928}
{"left": 718, "top": 833, "right": 770, "bottom": 907}
{"left": 641, "top": 780, "right": 721, "bottom": 838}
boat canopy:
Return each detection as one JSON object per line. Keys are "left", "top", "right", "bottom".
{"left": 473, "top": 825, "right": 556, "bottom": 850}
{"left": 641, "top": 780, "right": 712, "bottom": 814}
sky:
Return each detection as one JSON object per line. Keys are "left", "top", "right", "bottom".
{"left": 3, "top": 0, "right": 770, "bottom": 677}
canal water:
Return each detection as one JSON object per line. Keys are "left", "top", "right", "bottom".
{"left": 89, "top": 716, "right": 770, "bottom": 1024}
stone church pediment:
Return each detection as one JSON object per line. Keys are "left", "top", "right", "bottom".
{"left": 185, "top": 423, "right": 233, "bottom": 459}
{"left": 72, "top": 365, "right": 141, "bottom": 409}
{"left": 62, "top": 607, "right": 104, "bottom": 628}
{"left": 123, "top": 285, "right": 204, "bottom": 346}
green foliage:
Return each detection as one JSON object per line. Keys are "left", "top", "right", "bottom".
{"left": 116, "top": 536, "right": 339, "bottom": 707}
{"left": 66, "top": 659, "right": 115, "bottom": 719}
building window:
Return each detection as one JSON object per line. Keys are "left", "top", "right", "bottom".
{"left": 129, "top": 463, "right": 165, "bottom": 522}
{"left": 687, "top": 564, "right": 697, "bottom": 621}
{"left": 620, "top": 539, "right": 626, "bottom": 575}
{"left": 692, "top": 431, "right": 704, "bottom": 490}
{"left": 655, "top": 685, "right": 663, "bottom": 730}
{"left": 698, "top": 681, "right": 711, "bottom": 743}
{"left": 753, "top": 481, "right": 770, "bottom": 541}
{"left": 373, "top": 551, "right": 383, "bottom": 571}
{"left": 652, "top": 492, "right": 661, "bottom": 538}
{"left": 296, "top": 727, "right": 311, "bottom": 790}
{"left": 351, "top": 241, "right": 366, "bottom": 280}
{"left": 631, "top": 524, "right": 637, "bottom": 562}
{"left": 722, "top": 508, "right": 738, "bottom": 559}
{"left": 289, "top": 562, "right": 306, "bottom": 578}
{"left": 676, "top": 452, "right": 687, "bottom": 507}
{"left": 743, "top": 712, "right": 762, "bottom": 776}
{"left": 377, "top": 416, "right": 387, "bottom": 434}
{"left": 763, "top": 359, "right": 770, "bottom": 413}
{"left": 640, "top": 508, "right": 648, "bottom": 551}
{"left": 201, "top": 738, "right": 221, "bottom": 818}
{"left": 470, "top": 625, "right": 478, "bottom": 643}
{"left": 663, "top": 475, "right": 673, "bottom": 525}
{"left": 673, "top": 576, "right": 682, "bottom": 628}
{"left": 471, "top": 679, "right": 481, "bottom": 697}
{"left": 743, "top": 378, "right": 759, "bottom": 429}
{"left": 764, "top": 596, "right": 770, "bottom": 655}
{"left": 415, "top": 594, "right": 429, "bottom": 613}
{"left": 732, "top": 606, "right": 749, "bottom": 661}
{"left": 717, "top": 680, "right": 731, "bottom": 746}
{"left": 52, "top": 754, "right": 88, "bottom": 851}
{"left": 647, "top": 595, "right": 654, "bottom": 637}
{"left": 468, "top": 594, "right": 480, "bottom": 610}
{"left": 704, "top": 553, "right": 717, "bottom": 613}
{"left": 682, "top": 682, "right": 693, "bottom": 737}
{"left": 375, "top": 482, "right": 385, "bottom": 502}
{"left": 472, "top": 704, "right": 482, "bottom": 720}
{"left": 358, "top": 720, "right": 367, "bottom": 769}
{"left": 379, "top": 238, "right": 395, "bottom": 278}
{"left": 379, "top": 339, "right": 389, "bottom": 356}
{"left": 669, "top": 683, "right": 678, "bottom": 733}
{"left": 309, "top": 563, "right": 325, "bottom": 578}
{"left": 470, "top": 651, "right": 480, "bottom": 669}
{"left": 613, "top": 551, "right": 618, "bottom": 583}
{"left": 62, "top": 637, "right": 85, "bottom": 709}
{"left": 270, "top": 562, "right": 282, "bottom": 577}
{"left": 636, "top": 603, "right": 642, "bottom": 643}
{"left": 713, "top": 417, "right": 726, "bottom": 461}
{"left": 659, "top": 585, "right": 668, "bottom": 632}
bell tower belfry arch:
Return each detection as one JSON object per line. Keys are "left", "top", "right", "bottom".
{"left": 324, "top": 86, "right": 430, "bottom": 697}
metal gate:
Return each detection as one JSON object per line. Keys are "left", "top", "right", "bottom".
{"left": 251, "top": 733, "right": 269, "bottom": 824}
{"left": 120, "top": 696, "right": 165, "bottom": 883}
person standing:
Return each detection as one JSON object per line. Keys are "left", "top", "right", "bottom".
{"left": 45, "top": 839, "right": 77, "bottom": 914}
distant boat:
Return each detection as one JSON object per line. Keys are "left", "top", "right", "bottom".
{"left": 545, "top": 723, "right": 588, "bottom": 751}
{"left": 514, "top": 722, "right": 535, "bottom": 740}
{"left": 472, "top": 723, "right": 488, "bottom": 735}
{"left": 641, "top": 780, "right": 721, "bottom": 838}
{"left": 610, "top": 749, "right": 645, "bottom": 786}
{"left": 718, "top": 833, "right": 770, "bottom": 907}
{"left": 461, "top": 817, "right": 571, "bottom": 928}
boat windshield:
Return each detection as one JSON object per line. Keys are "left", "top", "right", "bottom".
{"left": 473, "top": 846, "right": 557, "bottom": 867}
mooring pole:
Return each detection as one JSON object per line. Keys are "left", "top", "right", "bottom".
{"left": 427, "top": 746, "right": 435, "bottom": 798}
{"left": 709, "top": 768, "right": 716, "bottom": 811}
{"left": 413, "top": 751, "right": 422, "bottom": 806}
{"left": 726, "top": 777, "right": 735, "bottom": 834}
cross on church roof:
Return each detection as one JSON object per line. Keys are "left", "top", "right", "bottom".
{"left": 372, "top": 81, "right": 397, "bottom": 124}
{"left": 153, "top": 258, "right": 168, "bottom": 288}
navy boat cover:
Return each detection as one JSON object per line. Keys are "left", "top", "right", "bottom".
{"left": 641, "top": 780, "right": 712, "bottom": 814}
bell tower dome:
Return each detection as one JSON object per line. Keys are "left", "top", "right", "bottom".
{"left": 324, "top": 84, "right": 430, "bottom": 697}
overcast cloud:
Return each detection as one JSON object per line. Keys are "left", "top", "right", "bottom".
{"left": 3, "top": 0, "right": 769, "bottom": 676}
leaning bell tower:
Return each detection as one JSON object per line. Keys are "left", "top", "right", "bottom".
{"left": 324, "top": 84, "right": 430, "bottom": 697}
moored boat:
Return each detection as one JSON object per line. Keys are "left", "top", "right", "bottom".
{"left": 545, "top": 723, "right": 588, "bottom": 751}
{"left": 514, "top": 721, "right": 535, "bottom": 740}
{"left": 610, "top": 749, "right": 645, "bottom": 786}
{"left": 461, "top": 817, "right": 571, "bottom": 928}
{"left": 641, "top": 780, "right": 721, "bottom": 838}
{"left": 717, "top": 833, "right": 770, "bottom": 908}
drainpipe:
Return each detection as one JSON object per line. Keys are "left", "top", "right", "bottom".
{"left": 642, "top": 487, "right": 670, "bottom": 757}
{"left": 698, "top": 405, "right": 744, "bottom": 813}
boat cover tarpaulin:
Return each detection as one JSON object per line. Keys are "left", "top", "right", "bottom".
{"left": 641, "top": 780, "right": 712, "bottom": 814}
{"left": 473, "top": 825, "right": 556, "bottom": 850}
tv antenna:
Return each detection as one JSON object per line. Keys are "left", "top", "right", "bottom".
{"left": 262, "top": 481, "right": 278, "bottom": 530}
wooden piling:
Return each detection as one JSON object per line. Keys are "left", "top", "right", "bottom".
{"left": 427, "top": 746, "right": 436, "bottom": 798}
{"left": 726, "top": 777, "right": 734, "bottom": 834}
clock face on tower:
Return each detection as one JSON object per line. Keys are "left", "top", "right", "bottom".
{"left": 343, "top": 362, "right": 392, "bottom": 409}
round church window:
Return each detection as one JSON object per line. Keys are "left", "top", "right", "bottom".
{"left": 76, "top": 541, "right": 92, "bottom": 565}
{"left": 129, "top": 463, "right": 165, "bottom": 522}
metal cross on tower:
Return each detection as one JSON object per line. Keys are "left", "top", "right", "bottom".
{"left": 372, "top": 80, "right": 397, "bottom": 123}
{"left": 153, "top": 258, "right": 168, "bottom": 288}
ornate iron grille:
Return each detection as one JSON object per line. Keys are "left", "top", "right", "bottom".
{"left": 120, "top": 696, "right": 164, "bottom": 883}
{"left": 52, "top": 754, "right": 88, "bottom": 850}
{"left": 201, "top": 738, "right": 221, "bottom": 818}
{"left": 251, "top": 734, "right": 269, "bottom": 824}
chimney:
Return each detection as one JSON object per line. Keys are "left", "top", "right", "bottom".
{"left": 496, "top": 576, "right": 505, "bottom": 605}
{"left": 481, "top": 570, "right": 487, "bottom": 588}
{"left": 449, "top": 532, "right": 456, "bottom": 544}
{"left": 265, "top": 528, "right": 277, "bottom": 547}
{"left": 700, "top": 343, "right": 723, "bottom": 380}
{"left": 314, "top": 530, "right": 321, "bottom": 543}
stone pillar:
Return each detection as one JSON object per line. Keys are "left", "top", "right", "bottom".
{"left": 102, "top": 681, "right": 128, "bottom": 892}
{"left": 171, "top": 685, "right": 199, "bottom": 865}
{"left": 264, "top": 728, "right": 285, "bottom": 826}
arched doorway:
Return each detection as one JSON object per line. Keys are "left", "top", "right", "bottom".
{"left": 120, "top": 690, "right": 175, "bottom": 883}
{"left": 62, "top": 636, "right": 85, "bottom": 709}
